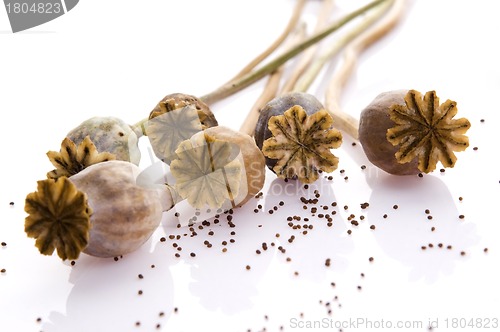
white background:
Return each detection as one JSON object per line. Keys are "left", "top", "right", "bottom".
{"left": 1, "top": 1, "right": 499, "bottom": 331}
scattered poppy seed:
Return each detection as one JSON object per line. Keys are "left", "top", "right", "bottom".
{"left": 9, "top": 202, "right": 14, "bottom": 206}
{"left": 440, "top": 168, "right": 445, "bottom": 173}
{"left": 361, "top": 165, "right": 366, "bottom": 170}
{"left": 418, "top": 173, "right": 423, "bottom": 177}
{"left": 369, "top": 257, "right": 374, "bottom": 262}
{"left": 190, "top": 253, "right": 196, "bottom": 257}
{"left": 36, "top": 317, "right": 42, "bottom": 323}
{"left": 135, "top": 321, "right": 141, "bottom": 326}
{"left": 70, "top": 261, "right": 75, "bottom": 266}
{"left": 160, "top": 237, "right": 166, "bottom": 242}
{"left": 159, "top": 312, "right": 164, "bottom": 317}
{"left": 460, "top": 251, "right": 466, "bottom": 256}
{"left": 459, "top": 214, "right": 465, "bottom": 219}
{"left": 383, "top": 214, "right": 388, "bottom": 219}
{"left": 138, "top": 274, "right": 144, "bottom": 279}
{"left": 156, "top": 324, "right": 161, "bottom": 329}
{"left": 459, "top": 196, "right": 463, "bottom": 201}
{"left": 174, "top": 307, "right": 178, "bottom": 313}
{"left": 484, "top": 248, "right": 488, "bottom": 253}
{"left": 473, "top": 147, "right": 478, "bottom": 151}
{"left": 447, "top": 245, "right": 452, "bottom": 250}
{"left": 393, "top": 205, "right": 399, "bottom": 210}
{"left": 151, "top": 264, "right": 156, "bottom": 268}
{"left": 427, "top": 216, "right": 433, "bottom": 220}
{"left": 1, "top": 242, "right": 6, "bottom": 247}
{"left": 347, "top": 230, "right": 352, "bottom": 235}
{"left": 480, "top": 119, "right": 485, "bottom": 122}
{"left": 246, "top": 265, "right": 251, "bottom": 270}
{"left": 438, "top": 243, "right": 443, "bottom": 248}
{"left": 370, "top": 225, "right": 376, "bottom": 230}
{"left": 138, "top": 290, "right": 143, "bottom": 295}
{"left": 325, "top": 258, "right": 331, "bottom": 267}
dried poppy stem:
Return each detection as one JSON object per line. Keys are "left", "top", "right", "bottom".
{"left": 324, "top": 0, "right": 405, "bottom": 139}
{"left": 240, "top": 0, "right": 334, "bottom": 136}
{"left": 239, "top": 23, "right": 308, "bottom": 136}
{"left": 280, "top": 0, "right": 335, "bottom": 94}
{"left": 199, "top": 0, "right": 391, "bottom": 105}
{"left": 224, "top": 0, "right": 307, "bottom": 84}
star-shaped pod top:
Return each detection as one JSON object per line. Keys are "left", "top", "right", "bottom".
{"left": 387, "top": 90, "right": 471, "bottom": 173}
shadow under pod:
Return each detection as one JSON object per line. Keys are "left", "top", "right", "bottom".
{"left": 367, "top": 173, "right": 480, "bottom": 283}
{"left": 41, "top": 241, "right": 175, "bottom": 332}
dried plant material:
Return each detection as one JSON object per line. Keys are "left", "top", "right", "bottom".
{"left": 67, "top": 116, "right": 141, "bottom": 165}
{"left": 387, "top": 90, "right": 471, "bottom": 173}
{"left": 146, "top": 93, "right": 218, "bottom": 164}
{"left": 170, "top": 133, "right": 242, "bottom": 209}
{"left": 47, "top": 136, "right": 115, "bottom": 179}
{"left": 24, "top": 177, "right": 92, "bottom": 260}
{"left": 262, "top": 105, "right": 342, "bottom": 183}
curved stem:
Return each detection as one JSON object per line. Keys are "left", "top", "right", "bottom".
{"left": 200, "top": 0, "right": 390, "bottom": 106}
{"left": 239, "top": 23, "right": 308, "bottom": 136}
{"left": 280, "top": 0, "right": 335, "bottom": 94}
{"left": 225, "top": 0, "right": 306, "bottom": 84}
{"left": 325, "top": 0, "right": 405, "bottom": 140}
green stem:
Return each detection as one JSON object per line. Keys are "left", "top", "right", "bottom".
{"left": 200, "top": 0, "right": 390, "bottom": 105}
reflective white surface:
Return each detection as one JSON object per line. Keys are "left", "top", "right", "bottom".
{"left": 1, "top": 1, "right": 499, "bottom": 331}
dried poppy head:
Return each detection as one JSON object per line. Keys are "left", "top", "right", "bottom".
{"left": 254, "top": 92, "right": 342, "bottom": 183}
{"left": 359, "top": 90, "right": 471, "bottom": 175}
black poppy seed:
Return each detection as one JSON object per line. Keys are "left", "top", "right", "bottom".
{"left": 256, "top": 250, "right": 261, "bottom": 254}
{"left": 438, "top": 243, "right": 443, "bottom": 248}
{"left": 369, "top": 257, "right": 374, "bottom": 262}
{"left": 429, "top": 243, "right": 434, "bottom": 248}
{"left": 294, "top": 271, "right": 299, "bottom": 276}
{"left": 156, "top": 324, "right": 161, "bottom": 329}
{"left": 304, "top": 184, "right": 309, "bottom": 189}
{"left": 1, "top": 268, "right": 6, "bottom": 273}
{"left": 440, "top": 168, "right": 445, "bottom": 173}
{"left": 431, "top": 227, "right": 436, "bottom": 231}
{"left": 350, "top": 220, "right": 359, "bottom": 226}
{"left": 447, "top": 245, "right": 452, "bottom": 250}
{"left": 70, "top": 261, "right": 76, "bottom": 266}
{"left": 383, "top": 214, "right": 388, "bottom": 218}
{"left": 9, "top": 202, "right": 14, "bottom": 206}
{"left": 325, "top": 258, "right": 331, "bottom": 267}
{"left": 159, "top": 312, "right": 164, "bottom": 317}
{"left": 459, "top": 214, "right": 465, "bottom": 219}
{"left": 418, "top": 173, "right": 423, "bottom": 178}
{"left": 370, "top": 225, "right": 376, "bottom": 230}
{"left": 114, "top": 257, "right": 119, "bottom": 261}
{"left": 427, "top": 215, "right": 433, "bottom": 220}
{"left": 135, "top": 321, "right": 141, "bottom": 326}
{"left": 190, "top": 252, "right": 196, "bottom": 257}
{"left": 138, "top": 274, "right": 144, "bottom": 279}
{"left": 253, "top": 209, "right": 259, "bottom": 213}
{"left": 174, "top": 307, "right": 178, "bottom": 313}
{"left": 473, "top": 147, "right": 478, "bottom": 151}
{"left": 175, "top": 253, "right": 180, "bottom": 258}
{"left": 484, "top": 248, "right": 489, "bottom": 253}
{"left": 393, "top": 204, "right": 399, "bottom": 209}
{"left": 357, "top": 286, "right": 362, "bottom": 290}
{"left": 246, "top": 265, "right": 251, "bottom": 270}
{"left": 1, "top": 242, "right": 6, "bottom": 247}
{"left": 459, "top": 196, "right": 463, "bottom": 201}
{"left": 480, "top": 119, "right": 485, "bottom": 122}
{"left": 347, "top": 230, "right": 352, "bottom": 235}
{"left": 138, "top": 290, "right": 143, "bottom": 295}
{"left": 460, "top": 251, "right": 466, "bottom": 256}
{"left": 160, "top": 237, "right": 166, "bottom": 242}
{"left": 327, "top": 222, "right": 333, "bottom": 227}
{"left": 344, "top": 205, "right": 348, "bottom": 210}
{"left": 361, "top": 165, "right": 366, "bottom": 170}
{"left": 421, "top": 246, "right": 427, "bottom": 250}
{"left": 222, "top": 248, "right": 227, "bottom": 253}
